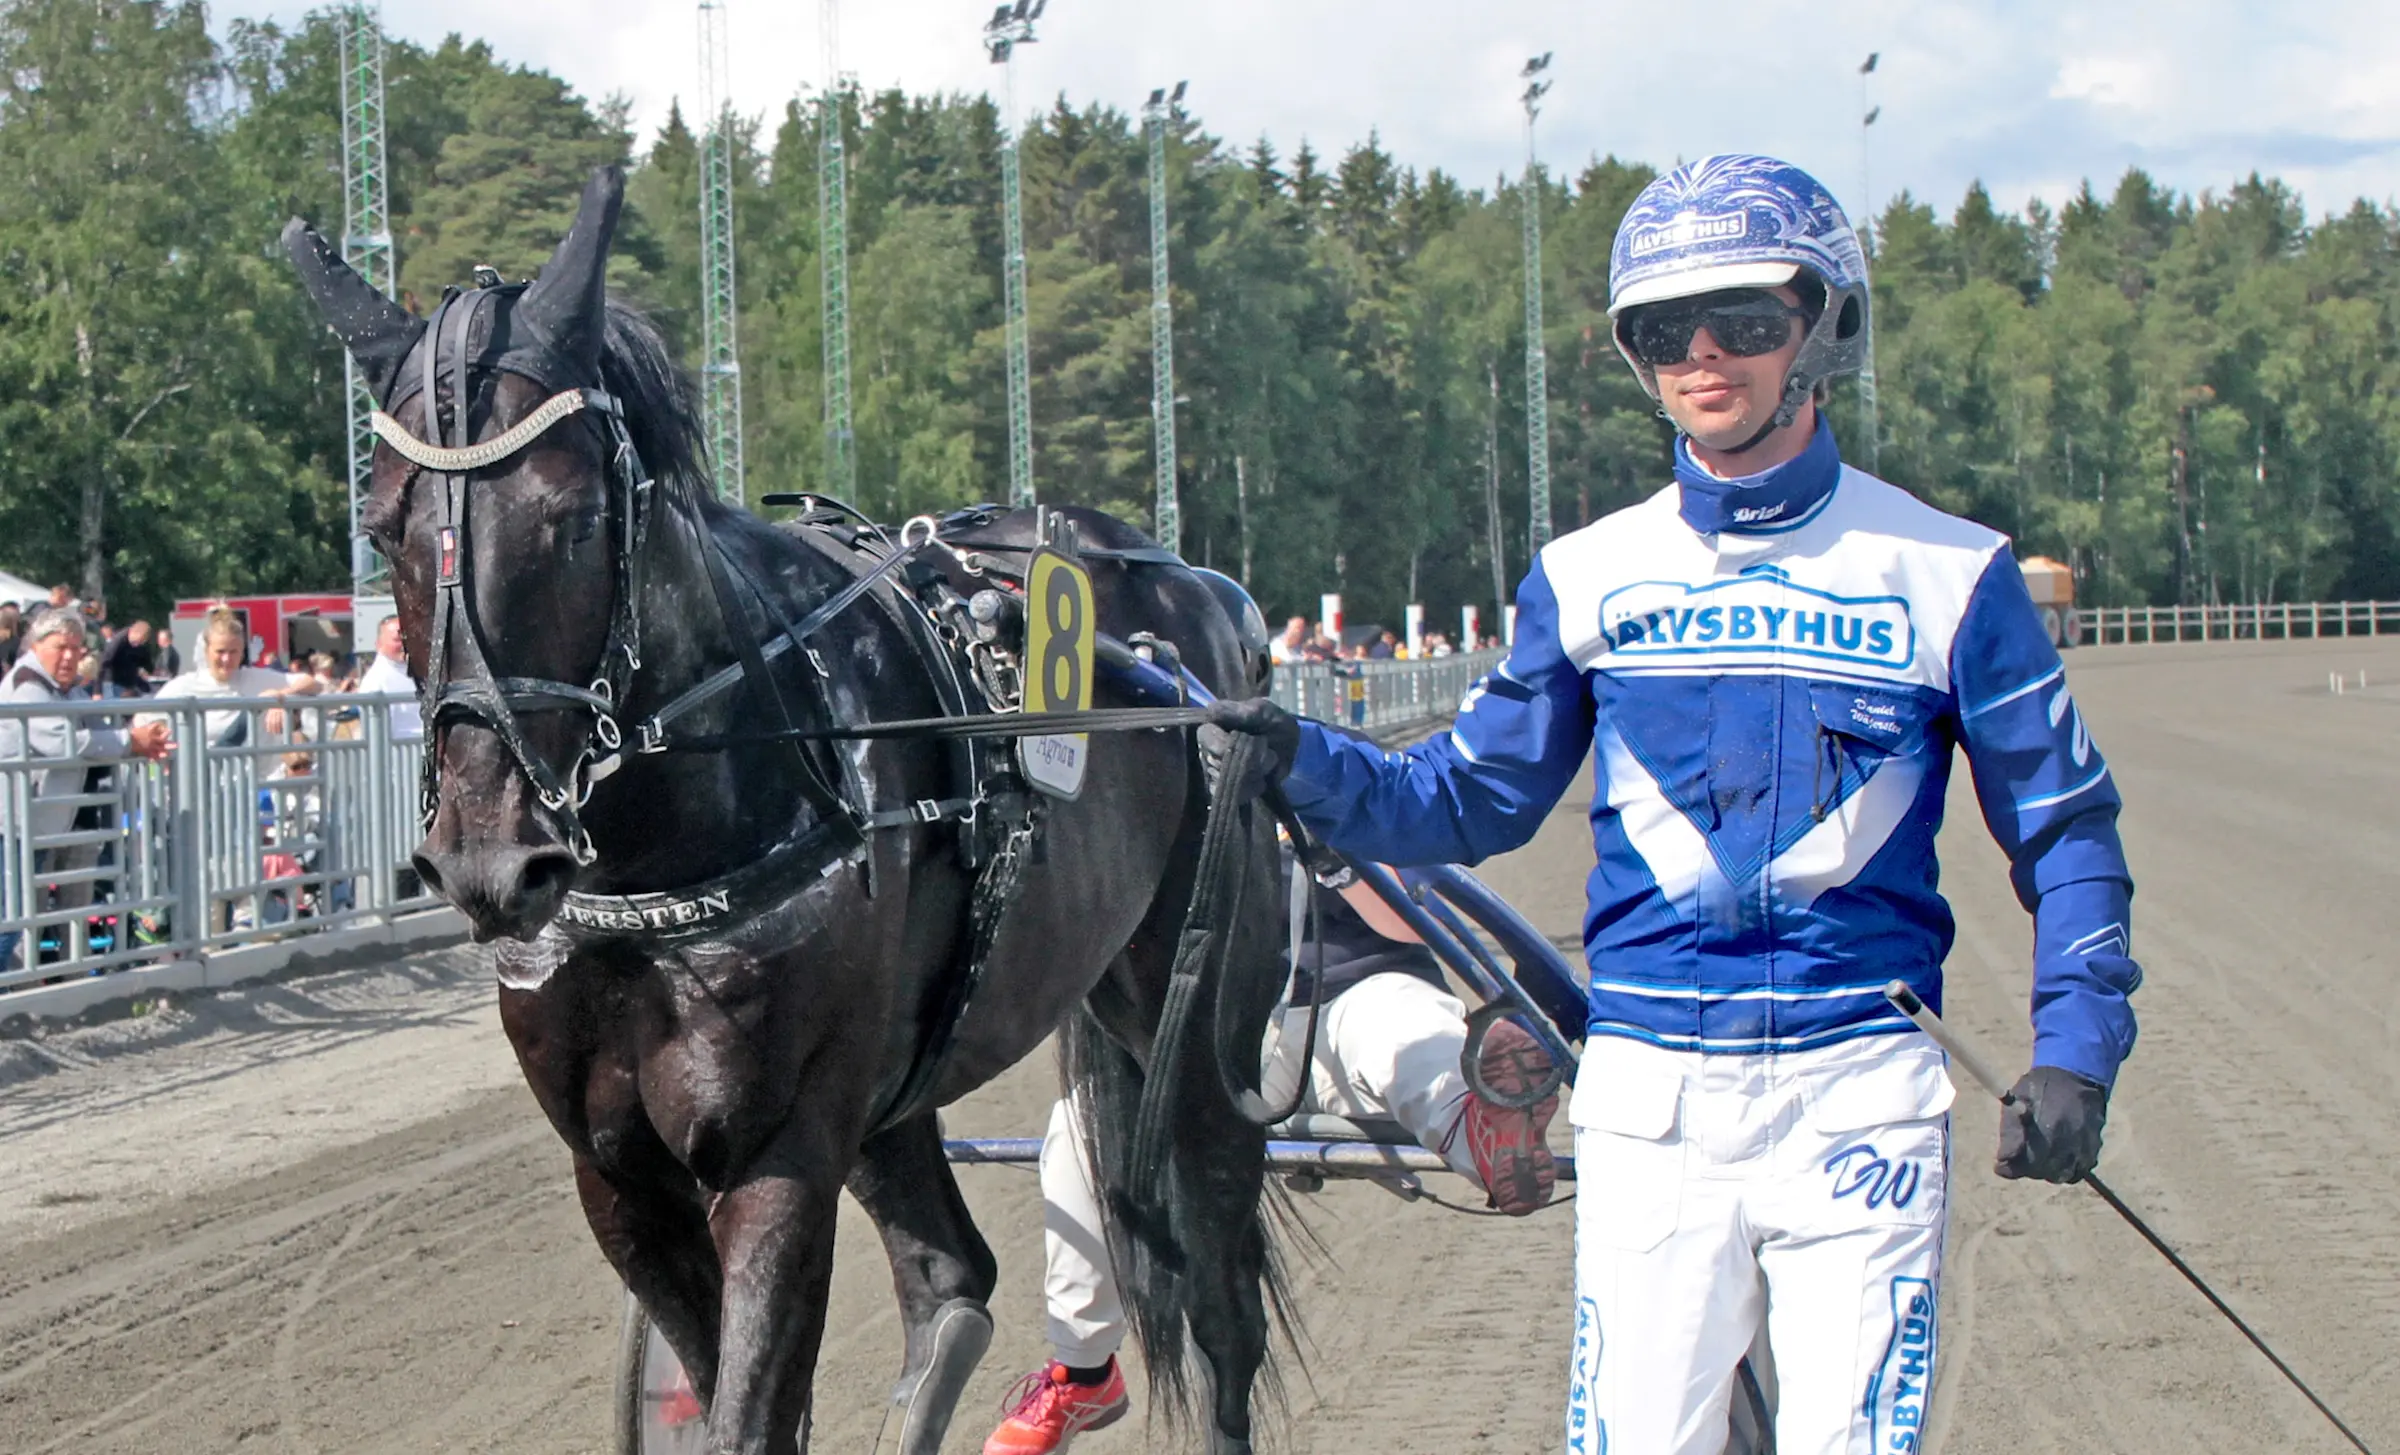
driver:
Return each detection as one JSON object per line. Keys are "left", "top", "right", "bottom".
{"left": 982, "top": 834, "right": 1561, "bottom": 1455}
{"left": 1205, "top": 154, "right": 2142, "bottom": 1454}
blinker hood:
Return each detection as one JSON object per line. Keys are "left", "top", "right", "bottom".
{"left": 279, "top": 166, "right": 626, "bottom": 411}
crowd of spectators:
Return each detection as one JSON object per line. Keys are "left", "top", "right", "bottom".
{"left": 0, "top": 587, "right": 423, "bottom": 978}
{"left": 1267, "top": 615, "right": 1487, "bottom": 666}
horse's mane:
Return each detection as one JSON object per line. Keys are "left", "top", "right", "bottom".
{"left": 598, "top": 303, "right": 713, "bottom": 506}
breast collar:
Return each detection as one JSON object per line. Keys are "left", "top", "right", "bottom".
{"left": 1672, "top": 415, "right": 1842, "bottom": 538}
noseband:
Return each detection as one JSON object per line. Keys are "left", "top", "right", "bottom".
{"left": 383, "top": 285, "right": 656, "bottom": 864}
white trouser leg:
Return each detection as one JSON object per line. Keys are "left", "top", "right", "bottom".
{"left": 1567, "top": 1123, "right": 1760, "bottom": 1455}
{"left": 1294, "top": 973, "right": 1478, "bottom": 1178}
{"left": 1756, "top": 1106, "right": 1947, "bottom": 1455}
{"left": 1038, "top": 1096, "right": 1126, "bottom": 1368}
{"left": 1561, "top": 1034, "right": 1953, "bottom": 1455}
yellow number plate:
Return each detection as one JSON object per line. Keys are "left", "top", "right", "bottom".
{"left": 1020, "top": 547, "right": 1095, "bottom": 798}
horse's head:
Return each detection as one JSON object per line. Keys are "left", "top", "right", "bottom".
{"left": 285, "top": 168, "right": 649, "bottom": 942}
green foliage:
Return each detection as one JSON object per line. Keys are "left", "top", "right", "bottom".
{"left": 5, "top": 0, "right": 2400, "bottom": 628}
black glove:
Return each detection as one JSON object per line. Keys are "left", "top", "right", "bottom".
{"left": 1199, "top": 697, "right": 1301, "bottom": 804}
{"left": 1996, "top": 1065, "right": 2109, "bottom": 1184}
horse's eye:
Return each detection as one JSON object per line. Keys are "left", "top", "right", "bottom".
{"left": 569, "top": 507, "right": 602, "bottom": 545}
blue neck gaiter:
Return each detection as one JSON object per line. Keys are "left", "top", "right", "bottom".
{"left": 1673, "top": 415, "right": 1843, "bottom": 536}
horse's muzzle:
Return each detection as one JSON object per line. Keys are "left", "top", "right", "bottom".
{"left": 415, "top": 839, "right": 579, "bottom": 942}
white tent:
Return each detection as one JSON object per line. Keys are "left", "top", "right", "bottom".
{"left": 0, "top": 568, "right": 47, "bottom": 608}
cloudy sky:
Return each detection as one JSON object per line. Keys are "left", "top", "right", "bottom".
{"left": 227, "top": 0, "right": 2400, "bottom": 223}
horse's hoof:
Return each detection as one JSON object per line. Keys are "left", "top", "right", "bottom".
{"left": 887, "top": 1297, "right": 993, "bottom": 1455}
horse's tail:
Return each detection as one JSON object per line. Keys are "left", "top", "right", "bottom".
{"left": 1064, "top": 1008, "right": 1194, "bottom": 1406}
{"left": 1064, "top": 947, "right": 1309, "bottom": 1433}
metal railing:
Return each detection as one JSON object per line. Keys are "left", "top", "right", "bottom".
{"left": 2080, "top": 600, "right": 2399, "bottom": 645}
{"left": 1270, "top": 649, "right": 1507, "bottom": 732}
{"left": 2, "top": 692, "right": 434, "bottom": 1001}
{"left": 2, "top": 651, "right": 1511, "bottom": 1008}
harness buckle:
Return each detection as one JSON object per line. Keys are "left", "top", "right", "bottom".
{"left": 910, "top": 798, "right": 947, "bottom": 824}
{"left": 635, "top": 718, "right": 666, "bottom": 754}
{"left": 805, "top": 647, "right": 830, "bottom": 680}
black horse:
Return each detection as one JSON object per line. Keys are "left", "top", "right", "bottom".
{"left": 284, "top": 167, "right": 1291, "bottom": 1454}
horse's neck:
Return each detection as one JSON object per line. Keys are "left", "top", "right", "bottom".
{"left": 577, "top": 502, "right": 822, "bottom": 892}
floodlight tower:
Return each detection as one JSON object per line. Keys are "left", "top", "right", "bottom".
{"left": 698, "top": 0, "right": 744, "bottom": 503}
{"left": 338, "top": 4, "right": 394, "bottom": 595}
{"left": 1857, "top": 50, "right": 1882, "bottom": 476}
{"left": 1144, "top": 81, "right": 1186, "bottom": 552}
{"left": 983, "top": 0, "right": 1047, "bottom": 508}
{"left": 1520, "top": 53, "right": 1554, "bottom": 554}
{"left": 818, "top": 0, "right": 855, "bottom": 501}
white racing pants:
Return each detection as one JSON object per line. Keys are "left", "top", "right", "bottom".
{"left": 1041, "top": 971, "right": 1477, "bottom": 1366}
{"left": 1566, "top": 1030, "right": 1953, "bottom": 1455}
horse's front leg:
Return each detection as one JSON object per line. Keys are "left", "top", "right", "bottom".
{"left": 575, "top": 1155, "right": 722, "bottom": 1399}
{"left": 705, "top": 1136, "right": 848, "bottom": 1454}
{"left": 851, "top": 1113, "right": 999, "bottom": 1455}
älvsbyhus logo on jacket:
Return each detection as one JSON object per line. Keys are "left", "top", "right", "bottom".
{"left": 1596, "top": 567, "right": 1917, "bottom": 677}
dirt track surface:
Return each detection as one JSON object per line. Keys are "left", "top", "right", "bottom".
{"left": 3, "top": 636, "right": 2397, "bottom": 1454}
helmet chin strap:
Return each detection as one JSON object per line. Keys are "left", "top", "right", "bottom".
{"left": 1717, "top": 368, "right": 1814, "bottom": 457}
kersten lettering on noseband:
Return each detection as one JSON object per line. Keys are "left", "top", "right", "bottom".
{"left": 283, "top": 165, "right": 1295, "bottom": 1455}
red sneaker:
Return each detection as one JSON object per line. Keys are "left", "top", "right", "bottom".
{"left": 983, "top": 1358, "right": 1130, "bottom": 1455}
{"left": 1460, "top": 1019, "right": 1559, "bottom": 1215}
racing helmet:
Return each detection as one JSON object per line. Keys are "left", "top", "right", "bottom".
{"left": 1607, "top": 154, "right": 1871, "bottom": 441}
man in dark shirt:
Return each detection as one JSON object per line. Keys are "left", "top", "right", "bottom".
{"left": 98, "top": 620, "right": 156, "bottom": 699}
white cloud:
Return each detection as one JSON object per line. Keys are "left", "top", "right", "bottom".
{"left": 221, "top": 0, "right": 2400, "bottom": 223}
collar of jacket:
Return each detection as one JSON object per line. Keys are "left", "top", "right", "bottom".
{"left": 1673, "top": 415, "right": 1842, "bottom": 537}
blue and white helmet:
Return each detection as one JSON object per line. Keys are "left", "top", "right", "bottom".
{"left": 1607, "top": 154, "right": 1871, "bottom": 428}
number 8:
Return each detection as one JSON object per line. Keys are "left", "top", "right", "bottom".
{"left": 1042, "top": 568, "right": 1081, "bottom": 710}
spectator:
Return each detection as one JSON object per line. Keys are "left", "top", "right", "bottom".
{"left": 152, "top": 629, "right": 181, "bottom": 681}
{"left": 99, "top": 620, "right": 156, "bottom": 699}
{"left": 140, "top": 607, "right": 319, "bottom": 748}
{"left": 45, "top": 584, "right": 72, "bottom": 610}
{"left": 355, "top": 615, "right": 422, "bottom": 741}
{"left": 1, "top": 607, "right": 171, "bottom": 969}
{"left": 1269, "top": 616, "right": 1308, "bottom": 666}
{"left": 0, "top": 602, "right": 22, "bottom": 666}
{"left": 1368, "top": 629, "right": 1399, "bottom": 660}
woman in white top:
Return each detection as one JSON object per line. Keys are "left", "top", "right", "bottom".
{"left": 140, "top": 608, "right": 320, "bottom": 747}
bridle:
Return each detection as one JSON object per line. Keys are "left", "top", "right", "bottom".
{"left": 381, "top": 285, "right": 656, "bottom": 865}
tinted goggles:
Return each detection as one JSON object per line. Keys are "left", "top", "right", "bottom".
{"left": 1620, "top": 290, "right": 1806, "bottom": 368}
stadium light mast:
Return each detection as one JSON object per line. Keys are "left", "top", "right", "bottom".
{"left": 1144, "top": 82, "right": 1186, "bottom": 553}
{"left": 698, "top": 0, "right": 744, "bottom": 503}
{"left": 984, "top": 0, "right": 1046, "bottom": 508}
{"left": 1857, "top": 50, "right": 1882, "bottom": 476}
{"left": 338, "top": 4, "right": 394, "bottom": 596}
{"left": 818, "top": 0, "right": 855, "bottom": 502}
{"left": 1520, "top": 52, "right": 1554, "bottom": 555}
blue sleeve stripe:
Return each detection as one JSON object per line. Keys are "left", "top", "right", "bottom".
{"left": 2015, "top": 764, "right": 2111, "bottom": 813}
{"left": 1959, "top": 663, "right": 2064, "bottom": 721}
{"left": 1586, "top": 977, "right": 1901, "bottom": 1004}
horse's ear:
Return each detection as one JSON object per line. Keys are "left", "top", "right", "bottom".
{"left": 517, "top": 166, "right": 623, "bottom": 373}
{"left": 281, "top": 218, "right": 423, "bottom": 403}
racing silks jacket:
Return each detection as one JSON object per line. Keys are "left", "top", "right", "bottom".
{"left": 1280, "top": 420, "right": 2141, "bottom": 1085}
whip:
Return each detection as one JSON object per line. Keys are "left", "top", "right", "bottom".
{"left": 1882, "top": 982, "right": 2377, "bottom": 1455}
